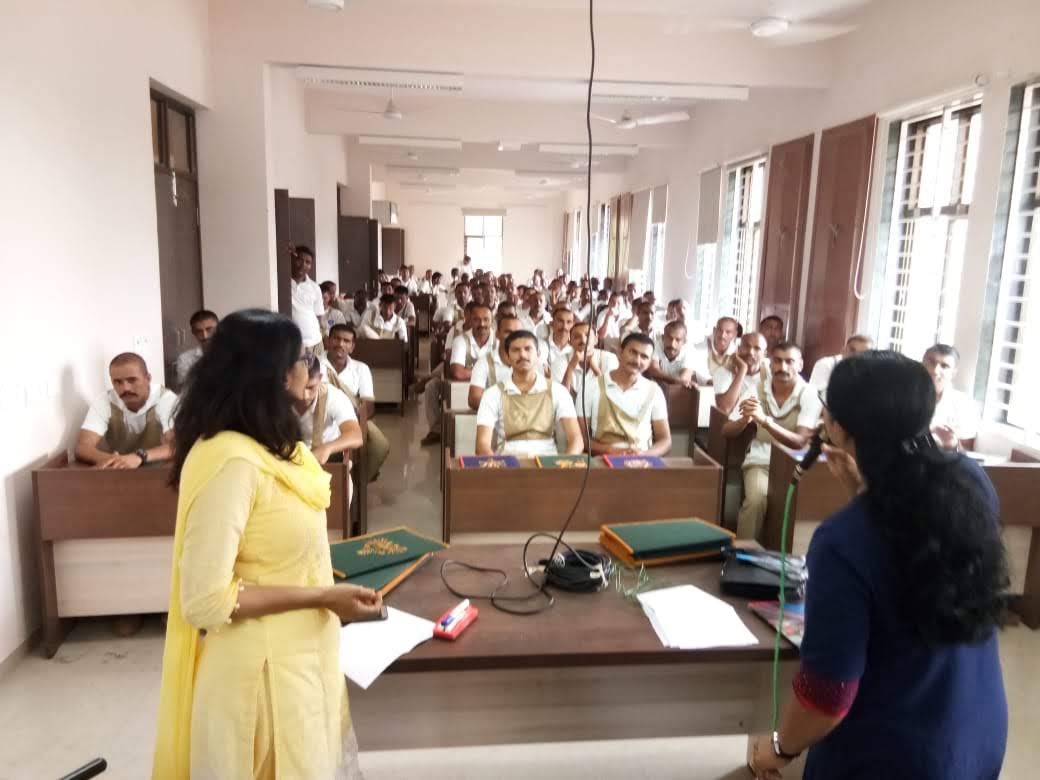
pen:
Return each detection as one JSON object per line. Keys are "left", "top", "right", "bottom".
{"left": 441, "top": 599, "right": 470, "bottom": 627}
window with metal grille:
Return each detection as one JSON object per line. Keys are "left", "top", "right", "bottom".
{"left": 985, "top": 83, "right": 1040, "bottom": 437}
{"left": 717, "top": 157, "right": 766, "bottom": 329}
{"left": 878, "top": 100, "right": 982, "bottom": 359}
{"left": 463, "top": 214, "right": 504, "bottom": 274}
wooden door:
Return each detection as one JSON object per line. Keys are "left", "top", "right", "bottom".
{"left": 289, "top": 197, "right": 317, "bottom": 277}
{"left": 758, "top": 134, "right": 814, "bottom": 339}
{"left": 614, "top": 192, "right": 633, "bottom": 283}
{"left": 152, "top": 92, "right": 203, "bottom": 386}
{"left": 382, "top": 227, "right": 405, "bottom": 274}
{"left": 803, "top": 116, "right": 878, "bottom": 370}
{"left": 339, "top": 216, "right": 379, "bottom": 293}
{"left": 274, "top": 189, "right": 292, "bottom": 317}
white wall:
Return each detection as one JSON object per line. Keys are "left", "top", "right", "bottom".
{"left": 635, "top": 0, "right": 1040, "bottom": 399}
{"left": 266, "top": 66, "right": 349, "bottom": 286}
{"left": 383, "top": 189, "right": 566, "bottom": 282}
{"left": 0, "top": 0, "right": 212, "bottom": 665}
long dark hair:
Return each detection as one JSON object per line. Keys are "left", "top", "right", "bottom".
{"left": 827, "top": 351, "right": 1009, "bottom": 644}
{"left": 170, "top": 309, "right": 303, "bottom": 486}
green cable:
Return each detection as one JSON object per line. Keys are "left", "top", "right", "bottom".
{"left": 771, "top": 483, "right": 797, "bottom": 732}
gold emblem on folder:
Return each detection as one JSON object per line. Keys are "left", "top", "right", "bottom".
{"left": 358, "top": 537, "right": 407, "bottom": 557}
{"left": 479, "top": 460, "right": 506, "bottom": 469}
{"left": 622, "top": 459, "right": 653, "bottom": 469}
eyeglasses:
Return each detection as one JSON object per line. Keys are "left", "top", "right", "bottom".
{"left": 614, "top": 563, "right": 651, "bottom": 601}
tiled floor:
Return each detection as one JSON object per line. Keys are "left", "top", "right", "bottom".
{"left": 0, "top": 389, "right": 1037, "bottom": 778}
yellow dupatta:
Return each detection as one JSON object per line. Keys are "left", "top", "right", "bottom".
{"left": 151, "top": 431, "right": 331, "bottom": 780}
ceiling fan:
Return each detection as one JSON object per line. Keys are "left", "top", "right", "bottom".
{"left": 335, "top": 89, "right": 404, "bottom": 121}
{"left": 591, "top": 110, "right": 690, "bottom": 130}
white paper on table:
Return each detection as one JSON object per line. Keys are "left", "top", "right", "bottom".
{"left": 637, "top": 584, "right": 758, "bottom": 650}
{"left": 339, "top": 607, "right": 435, "bottom": 689}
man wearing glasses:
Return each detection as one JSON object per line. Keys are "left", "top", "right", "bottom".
{"left": 722, "top": 341, "right": 823, "bottom": 540}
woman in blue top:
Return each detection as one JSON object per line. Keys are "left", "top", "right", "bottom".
{"left": 750, "top": 350, "right": 1009, "bottom": 779}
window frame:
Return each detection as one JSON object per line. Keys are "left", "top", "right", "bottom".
{"left": 716, "top": 156, "right": 767, "bottom": 328}
{"left": 463, "top": 213, "right": 504, "bottom": 274}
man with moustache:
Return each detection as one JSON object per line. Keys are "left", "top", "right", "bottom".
{"left": 323, "top": 324, "right": 390, "bottom": 480}
{"left": 475, "top": 330, "right": 582, "bottom": 457}
{"left": 923, "top": 343, "right": 979, "bottom": 452}
{"left": 759, "top": 314, "right": 786, "bottom": 352}
{"left": 646, "top": 320, "right": 705, "bottom": 388}
{"left": 288, "top": 244, "right": 325, "bottom": 355}
{"left": 722, "top": 341, "right": 822, "bottom": 539}
{"left": 540, "top": 305, "right": 575, "bottom": 372}
{"left": 713, "top": 332, "right": 769, "bottom": 416}
{"left": 421, "top": 302, "right": 496, "bottom": 445}
{"left": 581, "top": 333, "right": 672, "bottom": 456}
{"left": 553, "top": 321, "right": 619, "bottom": 402}
{"left": 174, "top": 309, "right": 219, "bottom": 389}
{"left": 76, "top": 353, "right": 177, "bottom": 468}
{"left": 359, "top": 293, "right": 408, "bottom": 341}
{"left": 468, "top": 314, "right": 522, "bottom": 411}
{"left": 688, "top": 316, "right": 739, "bottom": 381}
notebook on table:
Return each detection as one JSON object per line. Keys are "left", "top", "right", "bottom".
{"left": 599, "top": 518, "right": 734, "bottom": 567}
{"left": 458, "top": 455, "right": 521, "bottom": 469}
{"left": 534, "top": 455, "right": 589, "bottom": 468}
{"left": 749, "top": 600, "right": 805, "bottom": 648}
{"left": 601, "top": 454, "right": 666, "bottom": 469}
{"left": 329, "top": 526, "right": 447, "bottom": 595}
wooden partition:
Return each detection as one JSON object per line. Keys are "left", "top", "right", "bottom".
{"left": 706, "top": 404, "right": 756, "bottom": 524}
{"left": 352, "top": 338, "right": 408, "bottom": 413}
{"left": 444, "top": 452, "right": 723, "bottom": 542}
{"left": 414, "top": 294, "right": 434, "bottom": 336}
{"left": 761, "top": 446, "right": 1040, "bottom": 629}
{"left": 439, "top": 381, "right": 477, "bottom": 490}
{"left": 659, "top": 383, "right": 701, "bottom": 457}
{"left": 33, "top": 453, "right": 356, "bottom": 656}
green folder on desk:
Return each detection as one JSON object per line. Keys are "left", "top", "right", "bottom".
{"left": 329, "top": 526, "right": 447, "bottom": 595}
{"left": 600, "top": 518, "right": 734, "bottom": 567}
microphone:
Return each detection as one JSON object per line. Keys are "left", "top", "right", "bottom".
{"left": 792, "top": 430, "right": 825, "bottom": 484}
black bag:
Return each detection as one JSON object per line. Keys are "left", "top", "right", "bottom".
{"left": 720, "top": 551, "right": 806, "bottom": 601}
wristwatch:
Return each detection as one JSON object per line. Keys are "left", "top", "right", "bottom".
{"left": 772, "top": 730, "right": 801, "bottom": 760}
{"left": 136, "top": 448, "right": 149, "bottom": 466}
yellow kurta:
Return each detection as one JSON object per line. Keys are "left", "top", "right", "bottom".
{"left": 152, "top": 431, "right": 357, "bottom": 780}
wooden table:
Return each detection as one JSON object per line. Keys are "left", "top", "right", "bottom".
{"left": 352, "top": 338, "right": 408, "bottom": 414}
{"left": 706, "top": 404, "right": 756, "bottom": 524}
{"left": 443, "top": 452, "right": 723, "bottom": 542}
{"left": 761, "top": 445, "right": 1040, "bottom": 628}
{"left": 33, "top": 453, "right": 356, "bottom": 656}
{"left": 348, "top": 543, "right": 800, "bottom": 753}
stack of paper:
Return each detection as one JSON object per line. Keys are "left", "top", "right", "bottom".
{"left": 339, "top": 607, "right": 435, "bottom": 689}
{"left": 637, "top": 585, "right": 758, "bottom": 650}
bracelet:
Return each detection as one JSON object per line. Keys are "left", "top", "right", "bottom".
{"left": 772, "top": 730, "right": 801, "bottom": 760}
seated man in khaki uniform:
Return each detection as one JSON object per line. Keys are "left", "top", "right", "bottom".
{"left": 713, "top": 332, "right": 769, "bottom": 415}
{"left": 76, "top": 353, "right": 178, "bottom": 469}
{"left": 323, "top": 324, "right": 391, "bottom": 481}
{"left": 475, "top": 330, "right": 583, "bottom": 457}
{"left": 359, "top": 293, "right": 409, "bottom": 341}
{"left": 468, "top": 314, "right": 522, "bottom": 411}
{"left": 552, "top": 321, "right": 619, "bottom": 403}
{"left": 722, "top": 341, "right": 823, "bottom": 540}
{"left": 421, "top": 302, "right": 495, "bottom": 445}
{"left": 581, "top": 333, "right": 672, "bottom": 456}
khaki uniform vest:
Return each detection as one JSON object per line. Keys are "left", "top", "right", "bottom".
{"left": 104, "top": 402, "right": 165, "bottom": 455}
{"left": 593, "top": 374, "right": 654, "bottom": 448}
{"left": 324, "top": 364, "right": 361, "bottom": 410}
{"left": 500, "top": 381, "right": 555, "bottom": 443}
{"left": 752, "top": 379, "right": 803, "bottom": 448}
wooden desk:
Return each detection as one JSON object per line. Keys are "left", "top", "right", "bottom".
{"left": 352, "top": 338, "right": 407, "bottom": 413}
{"left": 439, "top": 382, "right": 477, "bottom": 491}
{"left": 349, "top": 543, "right": 799, "bottom": 752}
{"left": 443, "top": 452, "right": 723, "bottom": 542}
{"left": 659, "top": 383, "right": 700, "bottom": 458}
{"left": 33, "top": 453, "right": 354, "bottom": 656}
{"left": 406, "top": 324, "right": 419, "bottom": 385}
{"left": 762, "top": 446, "right": 1040, "bottom": 629}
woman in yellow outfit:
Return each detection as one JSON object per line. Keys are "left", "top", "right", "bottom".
{"left": 152, "top": 309, "right": 384, "bottom": 779}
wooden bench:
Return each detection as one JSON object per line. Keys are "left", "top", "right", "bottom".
{"left": 443, "top": 452, "right": 723, "bottom": 542}
{"left": 413, "top": 293, "right": 434, "bottom": 336}
{"left": 439, "top": 381, "right": 476, "bottom": 491}
{"left": 33, "top": 452, "right": 357, "bottom": 656}
{"left": 761, "top": 446, "right": 1040, "bottom": 629}
{"left": 352, "top": 338, "right": 408, "bottom": 414}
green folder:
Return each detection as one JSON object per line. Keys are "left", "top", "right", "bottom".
{"left": 534, "top": 455, "right": 589, "bottom": 469}
{"left": 600, "top": 518, "right": 734, "bottom": 564}
{"left": 329, "top": 526, "right": 446, "bottom": 594}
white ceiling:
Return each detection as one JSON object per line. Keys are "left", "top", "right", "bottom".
{"left": 276, "top": 0, "right": 879, "bottom": 194}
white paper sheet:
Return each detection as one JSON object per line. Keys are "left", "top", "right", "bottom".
{"left": 637, "top": 585, "right": 758, "bottom": 650}
{"left": 339, "top": 607, "right": 435, "bottom": 689}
